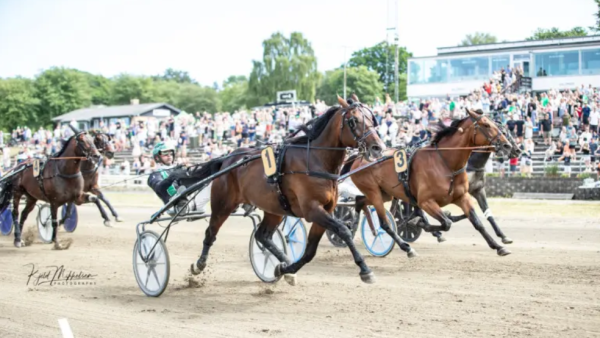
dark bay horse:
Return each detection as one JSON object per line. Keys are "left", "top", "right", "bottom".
{"left": 346, "top": 109, "right": 514, "bottom": 257}
{"left": 173, "top": 95, "right": 387, "bottom": 284}
{"left": 61, "top": 130, "right": 122, "bottom": 227}
{"left": 1, "top": 125, "right": 101, "bottom": 249}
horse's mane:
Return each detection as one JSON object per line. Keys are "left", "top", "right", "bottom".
{"left": 340, "top": 153, "right": 360, "bottom": 176}
{"left": 286, "top": 105, "right": 340, "bottom": 145}
{"left": 430, "top": 116, "right": 469, "bottom": 145}
{"left": 53, "top": 135, "right": 76, "bottom": 158}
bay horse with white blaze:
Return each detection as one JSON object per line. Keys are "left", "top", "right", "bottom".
{"left": 344, "top": 109, "right": 514, "bottom": 257}
{"left": 0, "top": 125, "right": 101, "bottom": 250}
{"left": 173, "top": 95, "right": 387, "bottom": 284}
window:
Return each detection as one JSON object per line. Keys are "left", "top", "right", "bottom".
{"left": 534, "top": 50, "right": 579, "bottom": 77}
{"left": 448, "top": 57, "right": 489, "bottom": 82}
{"left": 582, "top": 49, "right": 600, "bottom": 75}
{"left": 409, "top": 59, "right": 448, "bottom": 84}
{"left": 490, "top": 55, "right": 510, "bottom": 72}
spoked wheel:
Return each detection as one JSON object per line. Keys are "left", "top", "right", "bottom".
{"left": 360, "top": 206, "right": 396, "bottom": 257}
{"left": 0, "top": 205, "right": 13, "bottom": 236}
{"left": 36, "top": 204, "right": 53, "bottom": 243}
{"left": 133, "top": 230, "right": 170, "bottom": 297}
{"left": 61, "top": 203, "right": 78, "bottom": 233}
{"left": 249, "top": 227, "right": 287, "bottom": 283}
{"left": 278, "top": 217, "right": 307, "bottom": 263}
{"left": 394, "top": 201, "right": 422, "bottom": 243}
{"left": 327, "top": 205, "right": 357, "bottom": 248}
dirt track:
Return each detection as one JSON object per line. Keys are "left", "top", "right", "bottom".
{"left": 0, "top": 194, "right": 599, "bottom": 338}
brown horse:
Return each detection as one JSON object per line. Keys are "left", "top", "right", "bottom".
{"left": 172, "top": 95, "right": 386, "bottom": 284}
{"left": 2, "top": 125, "right": 101, "bottom": 249}
{"left": 345, "top": 109, "right": 514, "bottom": 257}
{"left": 60, "top": 130, "right": 122, "bottom": 227}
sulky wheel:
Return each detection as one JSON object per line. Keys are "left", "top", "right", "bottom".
{"left": 249, "top": 227, "right": 287, "bottom": 283}
{"left": 61, "top": 203, "right": 78, "bottom": 233}
{"left": 278, "top": 216, "right": 307, "bottom": 263}
{"left": 133, "top": 230, "right": 170, "bottom": 297}
{"left": 360, "top": 206, "right": 397, "bottom": 257}
{"left": 36, "top": 204, "right": 53, "bottom": 244}
{"left": 326, "top": 205, "right": 357, "bottom": 248}
{"left": 0, "top": 205, "right": 13, "bottom": 236}
{"left": 394, "top": 201, "right": 422, "bottom": 243}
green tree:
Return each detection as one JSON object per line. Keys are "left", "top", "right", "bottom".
{"left": 220, "top": 75, "right": 248, "bottom": 112}
{"left": 34, "top": 67, "right": 92, "bottom": 122}
{"left": 247, "top": 32, "right": 320, "bottom": 107}
{"left": 153, "top": 68, "right": 196, "bottom": 84}
{"left": 317, "top": 66, "right": 383, "bottom": 106}
{"left": 173, "top": 84, "right": 220, "bottom": 114}
{"left": 590, "top": 0, "right": 600, "bottom": 32}
{"left": 83, "top": 73, "right": 113, "bottom": 105}
{"left": 526, "top": 27, "right": 588, "bottom": 40}
{"left": 347, "top": 41, "right": 411, "bottom": 93}
{"left": 0, "top": 77, "right": 41, "bottom": 130}
{"left": 110, "top": 74, "right": 155, "bottom": 105}
{"left": 460, "top": 32, "right": 498, "bottom": 46}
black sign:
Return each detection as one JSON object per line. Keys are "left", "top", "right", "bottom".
{"left": 520, "top": 77, "right": 532, "bottom": 89}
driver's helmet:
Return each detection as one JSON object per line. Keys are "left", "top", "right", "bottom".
{"left": 152, "top": 142, "right": 175, "bottom": 164}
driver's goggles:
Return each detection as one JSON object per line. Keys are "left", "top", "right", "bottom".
{"left": 159, "top": 150, "right": 174, "bottom": 156}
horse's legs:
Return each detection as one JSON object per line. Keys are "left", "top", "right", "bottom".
{"left": 415, "top": 200, "right": 453, "bottom": 234}
{"left": 279, "top": 204, "right": 375, "bottom": 284}
{"left": 455, "top": 194, "right": 510, "bottom": 256}
{"left": 190, "top": 200, "right": 237, "bottom": 275}
{"left": 411, "top": 206, "right": 447, "bottom": 243}
{"left": 74, "top": 193, "right": 97, "bottom": 205}
{"left": 369, "top": 195, "right": 416, "bottom": 257}
{"left": 473, "top": 188, "right": 512, "bottom": 244}
{"left": 254, "top": 212, "right": 290, "bottom": 264}
{"left": 11, "top": 192, "right": 23, "bottom": 247}
{"left": 15, "top": 196, "right": 36, "bottom": 247}
{"left": 93, "top": 188, "right": 122, "bottom": 222}
{"left": 278, "top": 222, "right": 325, "bottom": 276}
{"left": 51, "top": 204, "right": 71, "bottom": 250}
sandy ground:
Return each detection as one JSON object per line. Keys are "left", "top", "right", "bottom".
{"left": 0, "top": 194, "right": 599, "bottom": 338}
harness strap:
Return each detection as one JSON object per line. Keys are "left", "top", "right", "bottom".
{"left": 434, "top": 143, "right": 467, "bottom": 196}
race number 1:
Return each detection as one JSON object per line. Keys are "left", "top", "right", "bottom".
{"left": 33, "top": 159, "right": 40, "bottom": 177}
{"left": 394, "top": 149, "right": 407, "bottom": 174}
{"left": 261, "top": 146, "right": 276, "bottom": 177}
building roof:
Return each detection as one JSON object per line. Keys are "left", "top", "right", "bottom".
{"left": 409, "top": 35, "right": 600, "bottom": 59}
{"left": 52, "top": 103, "right": 181, "bottom": 122}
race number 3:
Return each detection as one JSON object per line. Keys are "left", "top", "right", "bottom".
{"left": 394, "top": 149, "right": 408, "bottom": 174}
{"left": 33, "top": 159, "right": 40, "bottom": 177}
{"left": 261, "top": 146, "right": 277, "bottom": 177}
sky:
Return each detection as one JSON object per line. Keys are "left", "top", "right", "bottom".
{"left": 0, "top": 0, "right": 596, "bottom": 87}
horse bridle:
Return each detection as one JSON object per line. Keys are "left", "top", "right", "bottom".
{"left": 341, "top": 102, "right": 379, "bottom": 154}
{"left": 74, "top": 132, "right": 98, "bottom": 162}
{"left": 469, "top": 114, "right": 506, "bottom": 152}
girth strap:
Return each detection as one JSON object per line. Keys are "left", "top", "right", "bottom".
{"left": 434, "top": 143, "right": 467, "bottom": 196}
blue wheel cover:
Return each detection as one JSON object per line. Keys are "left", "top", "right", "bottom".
{"left": 62, "top": 203, "right": 78, "bottom": 232}
{"left": 0, "top": 206, "right": 13, "bottom": 236}
{"left": 361, "top": 207, "right": 395, "bottom": 256}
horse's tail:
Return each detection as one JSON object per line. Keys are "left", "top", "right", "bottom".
{"left": 340, "top": 153, "right": 360, "bottom": 176}
{"left": 171, "top": 156, "right": 227, "bottom": 187}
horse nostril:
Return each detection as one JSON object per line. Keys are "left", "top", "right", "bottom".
{"left": 371, "top": 145, "right": 382, "bottom": 153}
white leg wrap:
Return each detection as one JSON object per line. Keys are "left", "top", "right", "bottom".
{"left": 483, "top": 209, "right": 493, "bottom": 219}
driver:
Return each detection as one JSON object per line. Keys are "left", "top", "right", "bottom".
{"left": 147, "top": 141, "right": 211, "bottom": 214}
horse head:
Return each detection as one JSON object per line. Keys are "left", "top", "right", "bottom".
{"left": 465, "top": 109, "right": 512, "bottom": 157}
{"left": 68, "top": 125, "right": 101, "bottom": 164}
{"left": 90, "top": 130, "right": 115, "bottom": 159}
{"left": 337, "top": 94, "right": 385, "bottom": 161}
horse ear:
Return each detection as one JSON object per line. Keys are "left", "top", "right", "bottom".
{"left": 351, "top": 93, "right": 360, "bottom": 103}
{"left": 337, "top": 95, "right": 349, "bottom": 108}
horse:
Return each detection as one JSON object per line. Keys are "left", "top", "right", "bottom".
{"left": 412, "top": 120, "right": 523, "bottom": 244}
{"left": 60, "top": 130, "right": 123, "bottom": 227}
{"left": 172, "top": 95, "right": 387, "bottom": 284}
{"left": 344, "top": 108, "right": 514, "bottom": 257}
{"left": 0, "top": 125, "right": 101, "bottom": 250}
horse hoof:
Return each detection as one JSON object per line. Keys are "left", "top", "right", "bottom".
{"left": 190, "top": 261, "right": 205, "bottom": 275}
{"left": 274, "top": 264, "right": 283, "bottom": 278}
{"left": 437, "top": 236, "right": 447, "bottom": 243}
{"left": 443, "top": 210, "right": 452, "bottom": 218}
{"left": 283, "top": 274, "right": 297, "bottom": 286}
{"left": 497, "top": 247, "right": 511, "bottom": 256}
{"left": 104, "top": 220, "right": 113, "bottom": 227}
{"left": 115, "top": 217, "right": 124, "bottom": 222}
{"left": 502, "top": 237, "right": 513, "bottom": 244}
{"left": 407, "top": 248, "right": 418, "bottom": 258}
{"left": 360, "top": 271, "right": 376, "bottom": 284}
{"left": 89, "top": 196, "right": 98, "bottom": 203}
{"left": 14, "top": 240, "right": 24, "bottom": 248}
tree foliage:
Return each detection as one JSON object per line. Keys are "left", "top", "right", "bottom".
{"left": 34, "top": 67, "right": 92, "bottom": 122}
{"left": 590, "top": 0, "right": 600, "bottom": 32}
{"left": 525, "top": 27, "right": 588, "bottom": 41}
{"left": 317, "top": 66, "right": 383, "bottom": 106}
{"left": 0, "top": 77, "right": 41, "bottom": 130}
{"left": 248, "top": 32, "right": 320, "bottom": 107}
{"left": 347, "top": 42, "right": 411, "bottom": 94}
{"left": 153, "top": 68, "right": 196, "bottom": 84}
{"left": 460, "top": 32, "right": 498, "bottom": 46}
{"left": 219, "top": 75, "right": 249, "bottom": 112}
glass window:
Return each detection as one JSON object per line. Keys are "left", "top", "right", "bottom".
{"left": 409, "top": 60, "right": 448, "bottom": 84}
{"left": 534, "top": 50, "right": 579, "bottom": 77}
{"left": 490, "top": 55, "right": 510, "bottom": 72}
{"left": 448, "top": 57, "right": 490, "bottom": 82}
{"left": 582, "top": 48, "right": 600, "bottom": 75}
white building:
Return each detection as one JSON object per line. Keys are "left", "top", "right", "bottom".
{"left": 407, "top": 35, "right": 600, "bottom": 99}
